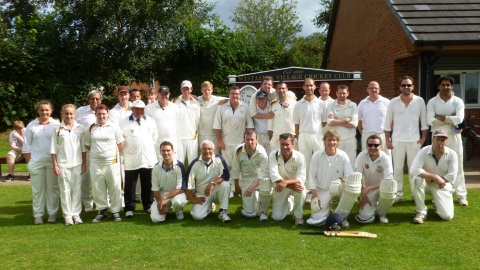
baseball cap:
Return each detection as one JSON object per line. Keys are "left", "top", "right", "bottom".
{"left": 131, "top": 100, "right": 146, "bottom": 109}
{"left": 118, "top": 86, "right": 129, "bottom": 93}
{"left": 181, "top": 80, "right": 192, "bottom": 88}
{"left": 159, "top": 86, "right": 170, "bottom": 93}
{"left": 433, "top": 130, "right": 449, "bottom": 138}
{"left": 256, "top": 90, "right": 268, "bottom": 99}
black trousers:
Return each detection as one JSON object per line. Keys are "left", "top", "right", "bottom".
{"left": 124, "top": 168, "right": 153, "bottom": 212}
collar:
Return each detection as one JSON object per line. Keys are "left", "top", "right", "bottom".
{"left": 35, "top": 117, "right": 54, "bottom": 125}
{"left": 129, "top": 114, "right": 146, "bottom": 122}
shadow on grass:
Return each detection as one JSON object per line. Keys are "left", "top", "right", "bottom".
{"left": 0, "top": 200, "right": 34, "bottom": 227}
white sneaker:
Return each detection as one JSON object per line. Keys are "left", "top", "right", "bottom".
{"left": 65, "top": 216, "right": 74, "bottom": 226}
{"left": 125, "top": 211, "right": 134, "bottom": 218}
{"left": 294, "top": 217, "right": 304, "bottom": 226}
{"left": 229, "top": 191, "right": 234, "bottom": 198}
{"left": 112, "top": 212, "right": 122, "bottom": 222}
{"left": 47, "top": 214, "right": 57, "bottom": 223}
{"left": 72, "top": 215, "right": 83, "bottom": 224}
{"left": 34, "top": 217, "right": 43, "bottom": 225}
{"left": 379, "top": 215, "right": 389, "bottom": 224}
{"left": 306, "top": 216, "right": 326, "bottom": 226}
{"left": 413, "top": 213, "right": 426, "bottom": 224}
{"left": 85, "top": 206, "right": 94, "bottom": 213}
{"left": 259, "top": 212, "right": 268, "bottom": 221}
{"left": 176, "top": 209, "right": 184, "bottom": 220}
{"left": 218, "top": 210, "right": 231, "bottom": 223}
{"left": 458, "top": 197, "right": 468, "bottom": 206}
{"left": 355, "top": 214, "right": 374, "bottom": 224}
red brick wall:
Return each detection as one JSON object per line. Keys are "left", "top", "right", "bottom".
{"left": 325, "top": 0, "right": 420, "bottom": 103}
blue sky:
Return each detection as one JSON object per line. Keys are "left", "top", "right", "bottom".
{"left": 206, "top": 0, "right": 324, "bottom": 36}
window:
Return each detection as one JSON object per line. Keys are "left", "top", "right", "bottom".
{"left": 434, "top": 72, "right": 480, "bottom": 108}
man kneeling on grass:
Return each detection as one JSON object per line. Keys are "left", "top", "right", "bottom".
{"left": 185, "top": 140, "right": 231, "bottom": 223}
{"left": 150, "top": 141, "right": 188, "bottom": 223}
{"left": 410, "top": 130, "right": 457, "bottom": 224}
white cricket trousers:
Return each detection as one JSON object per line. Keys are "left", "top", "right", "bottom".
{"left": 222, "top": 144, "right": 238, "bottom": 191}
{"left": 258, "top": 133, "right": 271, "bottom": 156}
{"left": 272, "top": 188, "right": 306, "bottom": 220}
{"left": 413, "top": 177, "right": 454, "bottom": 220}
{"left": 81, "top": 152, "right": 93, "bottom": 209}
{"left": 298, "top": 133, "right": 323, "bottom": 178}
{"left": 338, "top": 136, "right": 357, "bottom": 168}
{"left": 28, "top": 160, "right": 59, "bottom": 218}
{"left": 176, "top": 138, "right": 198, "bottom": 165}
{"left": 58, "top": 165, "right": 82, "bottom": 218}
{"left": 309, "top": 189, "right": 333, "bottom": 222}
{"left": 445, "top": 132, "right": 467, "bottom": 198}
{"left": 361, "top": 131, "right": 391, "bottom": 156}
{"left": 239, "top": 177, "right": 260, "bottom": 217}
{"left": 90, "top": 162, "right": 122, "bottom": 213}
{"left": 392, "top": 141, "right": 420, "bottom": 198}
{"left": 191, "top": 181, "right": 230, "bottom": 220}
{"left": 150, "top": 193, "right": 188, "bottom": 222}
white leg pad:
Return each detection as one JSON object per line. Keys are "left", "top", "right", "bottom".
{"left": 376, "top": 180, "right": 397, "bottom": 215}
{"left": 334, "top": 173, "right": 362, "bottom": 217}
{"left": 258, "top": 194, "right": 272, "bottom": 213}
{"left": 258, "top": 178, "right": 273, "bottom": 196}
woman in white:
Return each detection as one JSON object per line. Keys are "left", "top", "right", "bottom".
{"left": 85, "top": 104, "right": 125, "bottom": 222}
{"left": 51, "top": 104, "right": 86, "bottom": 225}
{"left": 23, "top": 100, "right": 60, "bottom": 225}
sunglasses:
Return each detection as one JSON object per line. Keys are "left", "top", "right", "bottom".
{"left": 367, "top": 144, "right": 380, "bottom": 148}
{"left": 401, "top": 84, "right": 413, "bottom": 88}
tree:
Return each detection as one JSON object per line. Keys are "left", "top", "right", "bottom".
{"left": 231, "top": 0, "right": 302, "bottom": 69}
{"left": 313, "top": 0, "right": 334, "bottom": 32}
{"left": 289, "top": 32, "right": 326, "bottom": 68}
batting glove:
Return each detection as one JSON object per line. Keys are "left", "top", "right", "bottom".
{"left": 311, "top": 197, "right": 321, "bottom": 213}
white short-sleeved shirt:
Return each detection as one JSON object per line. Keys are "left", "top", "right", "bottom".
{"left": 326, "top": 100, "right": 358, "bottom": 140}
{"left": 249, "top": 89, "right": 296, "bottom": 117}
{"left": 358, "top": 96, "right": 390, "bottom": 133}
{"left": 231, "top": 144, "right": 269, "bottom": 189}
{"left": 9, "top": 130, "right": 24, "bottom": 148}
{"left": 173, "top": 97, "right": 200, "bottom": 140}
{"left": 198, "top": 96, "right": 223, "bottom": 136}
{"left": 427, "top": 93, "right": 465, "bottom": 134}
{"left": 186, "top": 155, "right": 230, "bottom": 196}
{"left": 145, "top": 101, "right": 178, "bottom": 139}
{"left": 253, "top": 102, "right": 270, "bottom": 135}
{"left": 269, "top": 149, "right": 306, "bottom": 185}
{"left": 76, "top": 105, "right": 96, "bottom": 129}
{"left": 268, "top": 99, "right": 296, "bottom": 138}
{"left": 354, "top": 151, "right": 393, "bottom": 187}
{"left": 320, "top": 97, "right": 335, "bottom": 122}
{"left": 410, "top": 145, "right": 458, "bottom": 184}
{"left": 120, "top": 115, "right": 158, "bottom": 170}
{"left": 109, "top": 102, "right": 132, "bottom": 125}
{"left": 213, "top": 102, "right": 254, "bottom": 146}
{"left": 292, "top": 97, "right": 324, "bottom": 134}
{"left": 151, "top": 160, "right": 186, "bottom": 192}
{"left": 23, "top": 118, "right": 60, "bottom": 162}
{"left": 306, "top": 149, "right": 352, "bottom": 190}
{"left": 384, "top": 94, "right": 428, "bottom": 142}
{"left": 50, "top": 121, "right": 86, "bottom": 168}
{"left": 85, "top": 120, "right": 124, "bottom": 165}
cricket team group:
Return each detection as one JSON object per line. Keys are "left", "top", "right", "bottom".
{"left": 10, "top": 74, "right": 467, "bottom": 226}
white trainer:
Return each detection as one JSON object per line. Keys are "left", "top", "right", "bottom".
{"left": 72, "top": 215, "right": 83, "bottom": 224}
{"left": 47, "top": 214, "right": 57, "bottom": 223}
{"left": 34, "top": 217, "right": 43, "bottom": 225}
{"left": 218, "top": 210, "right": 231, "bottom": 223}
{"left": 413, "top": 213, "right": 426, "bottom": 224}
{"left": 125, "top": 211, "right": 134, "bottom": 218}
{"left": 65, "top": 216, "right": 74, "bottom": 226}
{"left": 259, "top": 212, "right": 268, "bottom": 221}
{"left": 176, "top": 209, "right": 184, "bottom": 220}
{"left": 379, "top": 215, "right": 389, "bottom": 224}
{"left": 458, "top": 197, "right": 468, "bottom": 206}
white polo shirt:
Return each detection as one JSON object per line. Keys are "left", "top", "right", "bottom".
{"left": 253, "top": 101, "right": 270, "bottom": 135}
{"left": 213, "top": 102, "right": 254, "bottom": 146}
{"left": 306, "top": 149, "right": 352, "bottom": 190}
{"left": 354, "top": 151, "right": 393, "bottom": 187}
{"left": 50, "top": 121, "right": 86, "bottom": 168}
{"left": 427, "top": 93, "right": 465, "bottom": 134}
{"left": 198, "top": 96, "right": 222, "bottom": 136}
{"left": 320, "top": 97, "right": 335, "bottom": 122}
{"left": 326, "top": 100, "right": 358, "bottom": 140}
{"left": 76, "top": 105, "right": 96, "bottom": 129}
{"left": 186, "top": 155, "right": 230, "bottom": 196}
{"left": 231, "top": 144, "right": 269, "bottom": 188}
{"left": 249, "top": 89, "right": 296, "bottom": 117}
{"left": 23, "top": 118, "right": 60, "bottom": 162}
{"left": 109, "top": 102, "right": 132, "bottom": 124}
{"left": 151, "top": 160, "right": 186, "bottom": 192}
{"left": 410, "top": 145, "right": 458, "bottom": 184}
{"left": 269, "top": 149, "right": 306, "bottom": 185}
{"left": 145, "top": 101, "right": 178, "bottom": 139}
{"left": 384, "top": 94, "right": 428, "bottom": 142}
{"left": 292, "top": 96, "right": 324, "bottom": 134}
{"left": 358, "top": 96, "right": 390, "bottom": 133}
{"left": 120, "top": 115, "right": 158, "bottom": 170}
{"left": 268, "top": 99, "right": 296, "bottom": 138}
{"left": 85, "top": 120, "right": 124, "bottom": 165}
{"left": 173, "top": 96, "right": 200, "bottom": 140}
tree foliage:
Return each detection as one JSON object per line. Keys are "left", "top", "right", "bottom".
{"left": 313, "top": 0, "right": 334, "bottom": 32}
{"left": 289, "top": 32, "right": 326, "bottom": 68}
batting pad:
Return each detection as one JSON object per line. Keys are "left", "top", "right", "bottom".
{"left": 258, "top": 194, "right": 272, "bottom": 212}
{"left": 376, "top": 180, "right": 397, "bottom": 215}
{"left": 329, "top": 179, "right": 343, "bottom": 197}
{"left": 334, "top": 173, "right": 362, "bottom": 217}
{"left": 258, "top": 178, "right": 273, "bottom": 196}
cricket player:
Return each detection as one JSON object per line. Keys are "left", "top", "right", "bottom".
{"left": 426, "top": 75, "right": 467, "bottom": 206}
{"left": 306, "top": 130, "right": 358, "bottom": 226}
{"left": 269, "top": 133, "right": 306, "bottom": 225}
{"left": 268, "top": 81, "right": 296, "bottom": 151}
{"left": 326, "top": 85, "right": 359, "bottom": 167}
{"left": 150, "top": 141, "right": 188, "bottom": 223}
{"left": 109, "top": 86, "right": 132, "bottom": 124}
{"left": 232, "top": 130, "right": 270, "bottom": 220}
{"left": 252, "top": 91, "right": 271, "bottom": 154}
{"left": 185, "top": 140, "right": 231, "bottom": 223}
{"left": 197, "top": 81, "right": 225, "bottom": 153}
{"left": 354, "top": 135, "right": 395, "bottom": 224}
{"left": 318, "top": 82, "right": 335, "bottom": 122}
{"left": 410, "top": 130, "right": 457, "bottom": 224}
{"left": 173, "top": 80, "right": 200, "bottom": 165}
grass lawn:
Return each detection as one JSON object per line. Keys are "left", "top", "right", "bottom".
{"left": 1, "top": 183, "right": 479, "bottom": 269}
